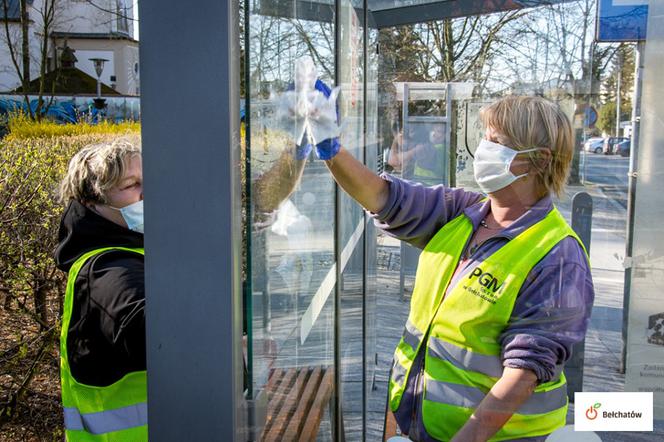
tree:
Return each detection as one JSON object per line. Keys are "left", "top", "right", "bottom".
{"left": 377, "top": 10, "right": 528, "bottom": 92}
{"left": 379, "top": 24, "right": 428, "bottom": 82}
{"left": 419, "top": 11, "right": 528, "bottom": 91}
{"left": 1, "top": 0, "right": 60, "bottom": 120}
{"left": 489, "top": 0, "right": 616, "bottom": 183}
{"left": 601, "top": 43, "right": 635, "bottom": 114}
{"left": 597, "top": 100, "right": 630, "bottom": 136}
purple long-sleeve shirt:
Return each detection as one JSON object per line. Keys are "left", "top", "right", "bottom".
{"left": 373, "top": 174, "right": 595, "bottom": 441}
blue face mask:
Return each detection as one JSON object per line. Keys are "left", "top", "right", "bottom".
{"left": 109, "top": 200, "right": 144, "bottom": 233}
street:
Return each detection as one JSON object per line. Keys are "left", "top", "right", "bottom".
{"left": 581, "top": 152, "right": 630, "bottom": 209}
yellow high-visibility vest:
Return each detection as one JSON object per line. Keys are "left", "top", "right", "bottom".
{"left": 60, "top": 247, "right": 147, "bottom": 442}
{"left": 389, "top": 208, "right": 587, "bottom": 440}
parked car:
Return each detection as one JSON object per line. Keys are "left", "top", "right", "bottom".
{"left": 617, "top": 139, "right": 631, "bottom": 157}
{"left": 603, "top": 137, "right": 629, "bottom": 154}
{"left": 583, "top": 137, "right": 605, "bottom": 154}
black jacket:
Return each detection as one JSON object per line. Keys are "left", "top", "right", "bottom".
{"left": 55, "top": 200, "right": 145, "bottom": 387}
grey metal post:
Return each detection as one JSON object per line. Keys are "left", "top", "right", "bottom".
{"left": 621, "top": 40, "right": 645, "bottom": 373}
{"left": 139, "top": 0, "right": 244, "bottom": 440}
{"left": 616, "top": 57, "right": 622, "bottom": 138}
{"left": 567, "top": 191, "right": 592, "bottom": 401}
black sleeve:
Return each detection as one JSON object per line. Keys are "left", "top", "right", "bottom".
{"left": 86, "top": 251, "right": 146, "bottom": 371}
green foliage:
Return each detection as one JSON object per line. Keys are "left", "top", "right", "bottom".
{"left": 601, "top": 44, "right": 636, "bottom": 112}
{"left": 597, "top": 101, "right": 630, "bottom": 135}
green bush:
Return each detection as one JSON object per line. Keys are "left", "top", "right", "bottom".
{"left": 0, "top": 116, "right": 140, "bottom": 439}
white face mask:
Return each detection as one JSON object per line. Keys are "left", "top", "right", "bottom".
{"left": 473, "top": 139, "right": 544, "bottom": 194}
{"left": 109, "top": 200, "right": 144, "bottom": 233}
{"left": 429, "top": 131, "right": 443, "bottom": 144}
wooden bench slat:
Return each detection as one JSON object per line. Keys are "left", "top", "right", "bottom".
{"left": 298, "top": 367, "right": 335, "bottom": 442}
{"left": 282, "top": 367, "right": 323, "bottom": 441}
{"left": 383, "top": 409, "right": 398, "bottom": 441}
{"left": 261, "top": 367, "right": 284, "bottom": 437}
{"left": 262, "top": 368, "right": 297, "bottom": 438}
{"left": 266, "top": 367, "right": 284, "bottom": 394}
{"left": 266, "top": 368, "right": 311, "bottom": 441}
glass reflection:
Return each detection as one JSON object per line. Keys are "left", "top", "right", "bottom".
{"left": 241, "top": 0, "right": 664, "bottom": 439}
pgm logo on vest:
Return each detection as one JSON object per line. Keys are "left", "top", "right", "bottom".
{"left": 468, "top": 267, "right": 504, "bottom": 293}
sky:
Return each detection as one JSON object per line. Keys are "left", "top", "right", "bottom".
{"left": 133, "top": 0, "right": 139, "bottom": 40}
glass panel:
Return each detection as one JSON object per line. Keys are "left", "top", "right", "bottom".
{"left": 365, "top": 23, "right": 382, "bottom": 442}
{"left": 338, "top": 0, "right": 366, "bottom": 438}
{"left": 240, "top": 0, "right": 664, "bottom": 439}
{"left": 373, "top": 0, "right": 664, "bottom": 438}
{"left": 626, "top": 2, "right": 664, "bottom": 420}
{"left": 244, "top": 0, "right": 337, "bottom": 439}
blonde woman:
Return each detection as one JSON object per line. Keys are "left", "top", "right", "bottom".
{"left": 55, "top": 139, "right": 147, "bottom": 441}
{"left": 318, "top": 95, "right": 594, "bottom": 441}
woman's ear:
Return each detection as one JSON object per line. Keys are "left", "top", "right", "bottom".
{"left": 532, "top": 148, "right": 552, "bottom": 172}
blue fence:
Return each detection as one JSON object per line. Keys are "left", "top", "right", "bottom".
{"left": 0, "top": 94, "right": 141, "bottom": 123}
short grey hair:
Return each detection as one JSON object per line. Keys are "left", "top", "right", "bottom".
{"left": 59, "top": 138, "right": 141, "bottom": 204}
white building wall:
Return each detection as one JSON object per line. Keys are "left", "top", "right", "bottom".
{"left": 122, "top": 44, "right": 140, "bottom": 95}
{"left": 59, "top": 37, "right": 139, "bottom": 95}
{"left": 55, "top": 0, "right": 135, "bottom": 38}
{"left": 0, "top": 0, "right": 137, "bottom": 93}
{"left": 0, "top": 19, "right": 48, "bottom": 91}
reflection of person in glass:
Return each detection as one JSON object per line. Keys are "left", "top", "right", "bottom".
{"left": 412, "top": 123, "right": 446, "bottom": 185}
{"left": 388, "top": 124, "right": 428, "bottom": 178}
{"left": 315, "top": 94, "right": 594, "bottom": 441}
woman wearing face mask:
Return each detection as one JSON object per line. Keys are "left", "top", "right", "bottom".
{"left": 319, "top": 95, "right": 594, "bottom": 441}
{"left": 412, "top": 124, "right": 447, "bottom": 185}
{"left": 54, "top": 138, "right": 147, "bottom": 441}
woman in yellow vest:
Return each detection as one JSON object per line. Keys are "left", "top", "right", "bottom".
{"left": 413, "top": 124, "right": 447, "bottom": 185}
{"left": 55, "top": 138, "right": 148, "bottom": 441}
{"left": 312, "top": 94, "right": 594, "bottom": 441}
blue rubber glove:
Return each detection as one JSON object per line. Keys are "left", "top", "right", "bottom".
{"left": 311, "top": 79, "right": 341, "bottom": 160}
{"left": 294, "top": 142, "right": 313, "bottom": 160}
{"left": 315, "top": 138, "right": 340, "bottom": 160}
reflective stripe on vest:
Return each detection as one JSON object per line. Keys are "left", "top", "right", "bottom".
{"left": 391, "top": 359, "right": 408, "bottom": 387}
{"left": 402, "top": 320, "right": 424, "bottom": 351}
{"left": 424, "top": 379, "right": 567, "bottom": 415}
{"left": 64, "top": 403, "right": 148, "bottom": 435}
{"left": 428, "top": 336, "right": 564, "bottom": 381}
{"left": 390, "top": 207, "right": 587, "bottom": 439}
{"left": 60, "top": 247, "right": 147, "bottom": 441}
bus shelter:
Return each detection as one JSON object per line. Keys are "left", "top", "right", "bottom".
{"left": 139, "top": 0, "right": 664, "bottom": 439}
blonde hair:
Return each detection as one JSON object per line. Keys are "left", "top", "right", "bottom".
{"left": 59, "top": 138, "right": 141, "bottom": 204}
{"left": 480, "top": 96, "right": 573, "bottom": 197}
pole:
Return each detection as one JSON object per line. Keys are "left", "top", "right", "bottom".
{"left": 568, "top": 192, "right": 593, "bottom": 401}
{"left": 616, "top": 65, "right": 622, "bottom": 137}
{"left": 621, "top": 41, "right": 645, "bottom": 373}
{"left": 96, "top": 78, "right": 101, "bottom": 99}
